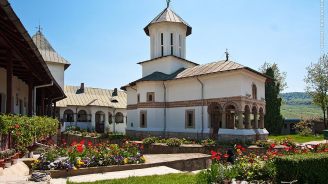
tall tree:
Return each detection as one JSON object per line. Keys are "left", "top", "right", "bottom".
{"left": 264, "top": 68, "right": 284, "bottom": 134}
{"left": 259, "top": 62, "right": 287, "bottom": 92}
{"left": 304, "top": 55, "right": 328, "bottom": 128}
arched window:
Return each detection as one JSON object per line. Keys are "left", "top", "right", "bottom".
{"left": 77, "top": 110, "right": 87, "bottom": 122}
{"left": 63, "top": 109, "right": 74, "bottom": 122}
{"left": 115, "top": 112, "right": 124, "bottom": 124}
{"left": 252, "top": 84, "right": 257, "bottom": 100}
{"left": 108, "top": 112, "right": 113, "bottom": 124}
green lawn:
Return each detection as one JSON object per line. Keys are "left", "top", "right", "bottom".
{"left": 268, "top": 134, "right": 325, "bottom": 143}
{"left": 67, "top": 173, "right": 197, "bottom": 184}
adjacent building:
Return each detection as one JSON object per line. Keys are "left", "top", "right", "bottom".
{"left": 0, "top": 0, "right": 65, "bottom": 117}
{"left": 56, "top": 84, "right": 127, "bottom": 134}
{"left": 122, "top": 4, "right": 269, "bottom": 141}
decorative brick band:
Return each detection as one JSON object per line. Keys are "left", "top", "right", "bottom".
{"left": 127, "top": 96, "right": 265, "bottom": 111}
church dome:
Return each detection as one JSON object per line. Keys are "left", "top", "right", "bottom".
{"left": 144, "top": 7, "right": 192, "bottom": 36}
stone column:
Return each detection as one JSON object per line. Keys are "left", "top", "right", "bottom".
{"left": 91, "top": 110, "right": 96, "bottom": 131}
{"left": 238, "top": 111, "right": 244, "bottom": 129}
{"left": 259, "top": 114, "right": 264, "bottom": 129}
{"left": 254, "top": 112, "right": 259, "bottom": 129}
{"left": 28, "top": 78, "right": 33, "bottom": 116}
{"left": 221, "top": 112, "right": 226, "bottom": 128}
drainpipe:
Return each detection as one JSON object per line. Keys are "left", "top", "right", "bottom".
{"left": 196, "top": 77, "right": 204, "bottom": 139}
{"left": 162, "top": 82, "right": 167, "bottom": 137}
{"left": 34, "top": 81, "right": 54, "bottom": 115}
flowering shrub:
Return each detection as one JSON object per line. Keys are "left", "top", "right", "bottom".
{"left": 201, "top": 138, "right": 216, "bottom": 147}
{"left": 32, "top": 141, "right": 145, "bottom": 170}
{"left": 0, "top": 115, "right": 58, "bottom": 154}
{"left": 142, "top": 137, "right": 158, "bottom": 145}
{"left": 165, "top": 138, "right": 182, "bottom": 147}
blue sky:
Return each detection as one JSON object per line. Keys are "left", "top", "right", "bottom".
{"left": 9, "top": 0, "right": 322, "bottom": 92}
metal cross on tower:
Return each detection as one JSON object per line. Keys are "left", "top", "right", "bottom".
{"left": 166, "top": 0, "right": 171, "bottom": 8}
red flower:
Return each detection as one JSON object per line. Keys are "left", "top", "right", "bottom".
{"left": 223, "top": 154, "right": 229, "bottom": 159}
{"left": 76, "top": 144, "right": 84, "bottom": 153}
{"left": 71, "top": 141, "right": 77, "bottom": 146}
{"left": 87, "top": 141, "right": 93, "bottom": 147}
{"left": 15, "top": 124, "right": 20, "bottom": 129}
{"left": 211, "top": 150, "right": 217, "bottom": 159}
{"left": 236, "top": 144, "right": 242, "bottom": 149}
{"left": 80, "top": 140, "right": 85, "bottom": 145}
{"left": 241, "top": 147, "right": 246, "bottom": 152}
{"left": 270, "top": 143, "right": 276, "bottom": 149}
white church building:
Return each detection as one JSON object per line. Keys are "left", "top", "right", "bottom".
{"left": 122, "top": 4, "right": 269, "bottom": 141}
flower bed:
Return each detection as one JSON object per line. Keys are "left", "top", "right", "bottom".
{"left": 0, "top": 115, "right": 58, "bottom": 154}
{"left": 32, "top": 140, "right": 145, "bottom": 171}
{"left": 197, "top": 142, "right": 328, "bottom": 183}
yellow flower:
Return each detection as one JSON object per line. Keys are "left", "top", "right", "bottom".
{"left": 73, "top": 166, "right": 77, "bottom": 170}
{"left": 124, "top": 158, "right": 129, "bottom": 164}
{"left": 140, "top": 156, "right": 146, "bottom": 162}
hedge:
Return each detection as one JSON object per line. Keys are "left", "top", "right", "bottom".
{"left": 274, "top": 153, "right": 328, "bottom": 183}
{"left": 0, "top": 114, "right": 59, "bottom": 153}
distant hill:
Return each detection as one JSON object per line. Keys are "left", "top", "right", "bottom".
{"left": 280, "top": 92, "right": 313, "bottom": 105}
{"left": 280, "top": 92, "right": 322, "bottom": 119}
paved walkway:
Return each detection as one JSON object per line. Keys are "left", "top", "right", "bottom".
{"left": 51, "top": 166, "right": 183, "bottom": 184}
{"left": 301, "top": 140, "right": 327, "bottom": 145}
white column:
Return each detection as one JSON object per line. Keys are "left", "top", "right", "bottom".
{"left": 254, "top": 113, "right": 259, "bottom": 129}
{"left": 222, "top": 112, "right": 226, "bottom": 128}
{"left": 238, "top": 111, "right": 244, "bottom": 129}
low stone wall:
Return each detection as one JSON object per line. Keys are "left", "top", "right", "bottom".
{"left": 60, "top": 134, "right": 124, "bottom": 146}
{"left": 34, "top": 155, "right": 211, "bottom": 178}
{"left": 126, "top": 130, "right": 210, "bottom": 140}
{"left": 142, "top": 143, "right": 214, "bottom": 154}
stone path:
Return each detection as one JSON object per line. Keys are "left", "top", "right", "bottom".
{"left": 301, "top": 140, "right": 327, "bottom": 145}
{"left": 51, "top": 166, "right": 183, "bottom": 184}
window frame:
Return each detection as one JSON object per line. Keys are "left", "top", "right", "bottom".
{"left": 147, "top": 92, "right": 155, "bottom": 102}
{"left": 140, "top": 111, "right": 147, "bottom": 128}
{"left": 161, "top": 33, "right": 164, "bottom": 56}
{"left": 185, "top": 109, "right": 195, "bottom": 129}
{"left": 170, "top": 33, "right": 174, "bottom": 55}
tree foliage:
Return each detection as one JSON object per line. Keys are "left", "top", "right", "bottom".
{"left": 264, "top": 68, "right": 284, "bottom": 134}
{"left": 259, "top": 62, "right": 287, "bottom": 92}
{"left": 304, "top": 54, "right": 328, "bottom": 128}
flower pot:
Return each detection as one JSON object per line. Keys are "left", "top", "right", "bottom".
{"left": 0, "top": 159, "right": 5, "bottom": 168}
{"left": 4, "top": 159, "right": 11, "bottom": 168}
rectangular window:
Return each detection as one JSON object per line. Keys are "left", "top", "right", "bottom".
{"left": 185, "top": 109, "right": 195, "bottom": 128}
{"left": 140, "top": 111, "right": 147, "bottom": 128}
{"left": 147, "top": 92, "right": 155, "bottom": 102}
{"left": 161, "top": 33, "right": 164, "bottom": 56}
{"left": 170, "top": 33, "right": 173, "bottom": 55}
{"left": 137, "top": 94, "right": 140, "bottom": 103}
{"left": 179, "top": 35, "right": 182, "bottom": 57}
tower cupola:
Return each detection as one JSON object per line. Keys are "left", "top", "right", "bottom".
{"left": 144, "top": 4, "right": 192, "bottom": 59}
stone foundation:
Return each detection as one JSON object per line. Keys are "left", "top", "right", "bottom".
{"left": 126, "top": 130, "right": 210, "bottom": 140}
{"left": 218, "top": 128, "right": 269, "bottom": 143}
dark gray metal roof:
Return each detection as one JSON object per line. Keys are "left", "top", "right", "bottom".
{"left": 32, "top": 31, "right": 70, "bottom": 70}
{"left": 137, "top": 55, "right": 198, "bottom": 66}
{"left": 121, "top": 60, "right": 269, "bottom": 90}
{"left": 144, "top": 7, "right": 192, "bottom": 36}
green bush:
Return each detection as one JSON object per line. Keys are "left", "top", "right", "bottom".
{"left": 142, "top": 137, "right": 158, "bottom": 145}
{"left": 166, "top": 138, "right": 182, "bottom": 147}
{"left": 274, "top": 153, "right": 328, "bottom": 183}
{"left": 196, "top": 163, "right": 225, "bottom": 184}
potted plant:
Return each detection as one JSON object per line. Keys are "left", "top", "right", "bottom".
{"left": 4, "top": 150, "right": 12, "bottom": 168}
{"left": 11, "top": 150, "right": 19, "bottom": 165}
{"left": 0, "top": 151, "right": 5, "bottom": 168}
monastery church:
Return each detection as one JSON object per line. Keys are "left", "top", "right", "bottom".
{"left": 122, "top": 3, "right": 269, "bottom": 141}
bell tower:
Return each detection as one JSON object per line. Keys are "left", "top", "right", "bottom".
{"left": 144, "top": 2, "right": 192, "bottom": 59}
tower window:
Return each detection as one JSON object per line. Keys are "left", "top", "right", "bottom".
{"left": 137, "top": 94, "right": 140, "bottom": 103}
{"left": 140, "top": 111, "right": 147, "bottom": 128}
{"left": 170, "top": 33, "right": 174, "bottom": 55}
{"left": 161, "top": 33, "right": 164, "bottom": 56}
{"left": 179, "top": 35, "right": 182, "bottom": 57}
{"left": 185, "top": 109, "right": 195, "bottom": 128}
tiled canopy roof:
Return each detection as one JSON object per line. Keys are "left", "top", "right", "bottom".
{"left": 144, "top": 7, "right": 192, "bottom": 36}
{"left": 121, "top": 60, "right": 268, "bottom": 90}
{"left": 57, "top": 86, "right": 127, "bottom": 109}
{"left": 32, "top": 31, "right": 70, "bottom": 70}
